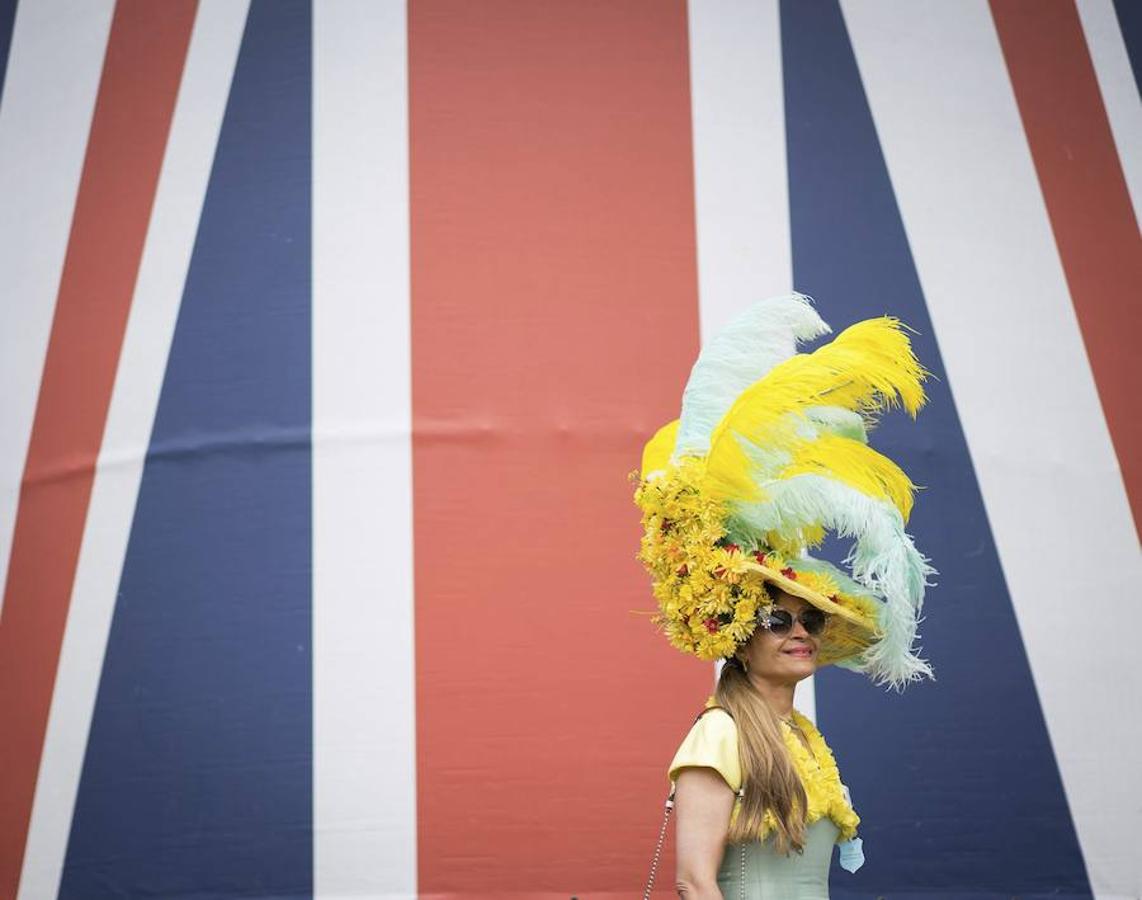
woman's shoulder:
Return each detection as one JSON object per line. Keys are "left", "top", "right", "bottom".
{"left": 667, "top": 697, "right": 742, "bottom": 791}
{"left": 690, "top": 697, "right": 738, "bottom": 741}
{"left": 698, "top": 695, "right": 735, "bottom": 722}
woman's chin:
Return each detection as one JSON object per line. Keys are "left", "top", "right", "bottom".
{"left": 783, "top": 657, "right": 817, "bottom": 678}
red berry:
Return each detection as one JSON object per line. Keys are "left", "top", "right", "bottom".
{"left": 754, "top": 551, "right": 767, "bottom": 565}
{"left": 676, "top": 564, "right": 688, "bottom": 577}
{"left": 725, "top": 542, "right": 739, "bottom": 553}
{"left": 781, "top": 567, "right": 797, "bottom": 579}
{"left": 704, "top": 618, "right": 719, "bottom": 634}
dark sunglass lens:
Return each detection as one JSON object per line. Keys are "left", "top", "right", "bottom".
{"left": 767, "top": 609, "right": 793, "bottom": 632}
{"left": 801, "top": 609, "right": 826, "bottom": 635}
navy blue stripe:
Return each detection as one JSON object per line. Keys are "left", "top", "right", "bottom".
{"left": 1112, "top": 0, "right": 1141, "bottom": 96}
{"left": 61, "top": 2, "right": 312, "bottom": 897}
{"left": 0, "top": 0, "right": 17, "bottom": 110}
{"left": 780, "top": 2, "right": 1091, "bottom": 897}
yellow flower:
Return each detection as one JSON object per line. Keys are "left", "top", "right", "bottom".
{"left": 634, "top": 458, "right": 776, "bottom": 661}
{"left": 795, "top": 569, "right": 840, "bottom": 599}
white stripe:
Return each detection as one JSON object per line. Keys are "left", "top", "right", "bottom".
{"left": 1077, "top": 0, "right": 1142, "bottom": 228}
{"left": 312, "top": 2, "right": 416, "bottom": 897}
{"left": 17, "top": 4, "right": 248, "bottom": 896}
{"left": 0, "top": 0, "right": 115, "bottom": 616}
{"left": 687, "top": 0, "right": 794, "bottom": 339}
{"left": 688, "top": 0, "right": 818, "bottom": 722}
{"left": 842, "top": 3, "right": 1142, "bottom": 897}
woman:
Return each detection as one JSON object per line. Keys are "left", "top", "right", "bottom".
{"left": 670, "top": 589, "right": 859, "bottom": 898}
{"left": 632, "top": 293, "right": 937, "bottom": 899}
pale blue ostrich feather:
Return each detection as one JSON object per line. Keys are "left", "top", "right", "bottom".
{"left": 675, "top": 293, "right": 831, "bottom": 458}
{"left": 731, "top": 474, "right": 937, "bottom": 691}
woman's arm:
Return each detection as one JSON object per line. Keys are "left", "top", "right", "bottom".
{"left": 673, "top": 766, "right": 735, "bottom": 899}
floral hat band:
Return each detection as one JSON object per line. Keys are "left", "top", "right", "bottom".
{"left": 632, "top": 293, "right": 936, "bottom": 690}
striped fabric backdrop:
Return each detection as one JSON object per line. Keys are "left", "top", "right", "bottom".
{"left": 0, "top": 1, "right": 1138, "bottom": 898}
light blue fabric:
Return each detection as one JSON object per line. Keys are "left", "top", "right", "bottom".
{"left": 716, "top": 818, "right": 842, "bottom": 899}
{"left": 839, "top": 836, "right": 865, "bottom": 873}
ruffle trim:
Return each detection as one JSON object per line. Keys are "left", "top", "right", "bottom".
{"left": 769, "top": 709, "right": 860, "bottom": 843}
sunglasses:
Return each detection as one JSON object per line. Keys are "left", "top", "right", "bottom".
{"left": 759, "top": 606, "right": 828, "bottom": 636}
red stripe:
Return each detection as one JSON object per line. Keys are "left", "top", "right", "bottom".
{"left": 409, "top": 0, "right": 705, "bottom": 892}
{"left": 0, "top": 3, "right": 197, "bottom": 895}
{"left": 991, "top": 0, "right": 1142, "bottom": 535}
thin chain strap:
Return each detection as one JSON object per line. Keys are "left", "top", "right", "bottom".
{"left": 642, "top": 791, "right": 746, "bottom": 900}
{"left": 642, "top": 789, "right": 674, "bottom": 900}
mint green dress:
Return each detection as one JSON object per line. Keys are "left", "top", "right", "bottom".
{"left": 715, "top": 818, "right": 840, "bottom": 899}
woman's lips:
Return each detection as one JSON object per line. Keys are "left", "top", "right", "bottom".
{"left": 784, "top": 648, "right": 814, "bottom": 658}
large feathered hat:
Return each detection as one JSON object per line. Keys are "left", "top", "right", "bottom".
{"left": 632, "top": 293, "right": 936, "bottom": 690}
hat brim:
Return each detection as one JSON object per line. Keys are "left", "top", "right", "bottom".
{"left": 744, "top": 560, "right": 883, "bottom": 667}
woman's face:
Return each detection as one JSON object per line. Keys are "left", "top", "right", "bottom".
{"left": 738, "top": 589, "right": 821, "bottom": 685}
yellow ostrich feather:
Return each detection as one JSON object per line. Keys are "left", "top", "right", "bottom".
{"left": 704, "top": 317, "right": 928, "bottom": 504}
{"left": 782, "top": 433, "right": 919, "bottom": 522}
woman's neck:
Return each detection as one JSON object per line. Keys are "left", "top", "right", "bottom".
{"left": 748, "top": 673, "right": 796, "bottom": 719}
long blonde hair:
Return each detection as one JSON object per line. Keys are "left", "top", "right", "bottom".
{"left": 714, "top": 658, "right": 807, "bottom": 854}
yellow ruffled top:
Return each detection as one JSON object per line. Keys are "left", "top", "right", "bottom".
{"left": 667, "top": 697, "right": 860, "bottom": 844}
